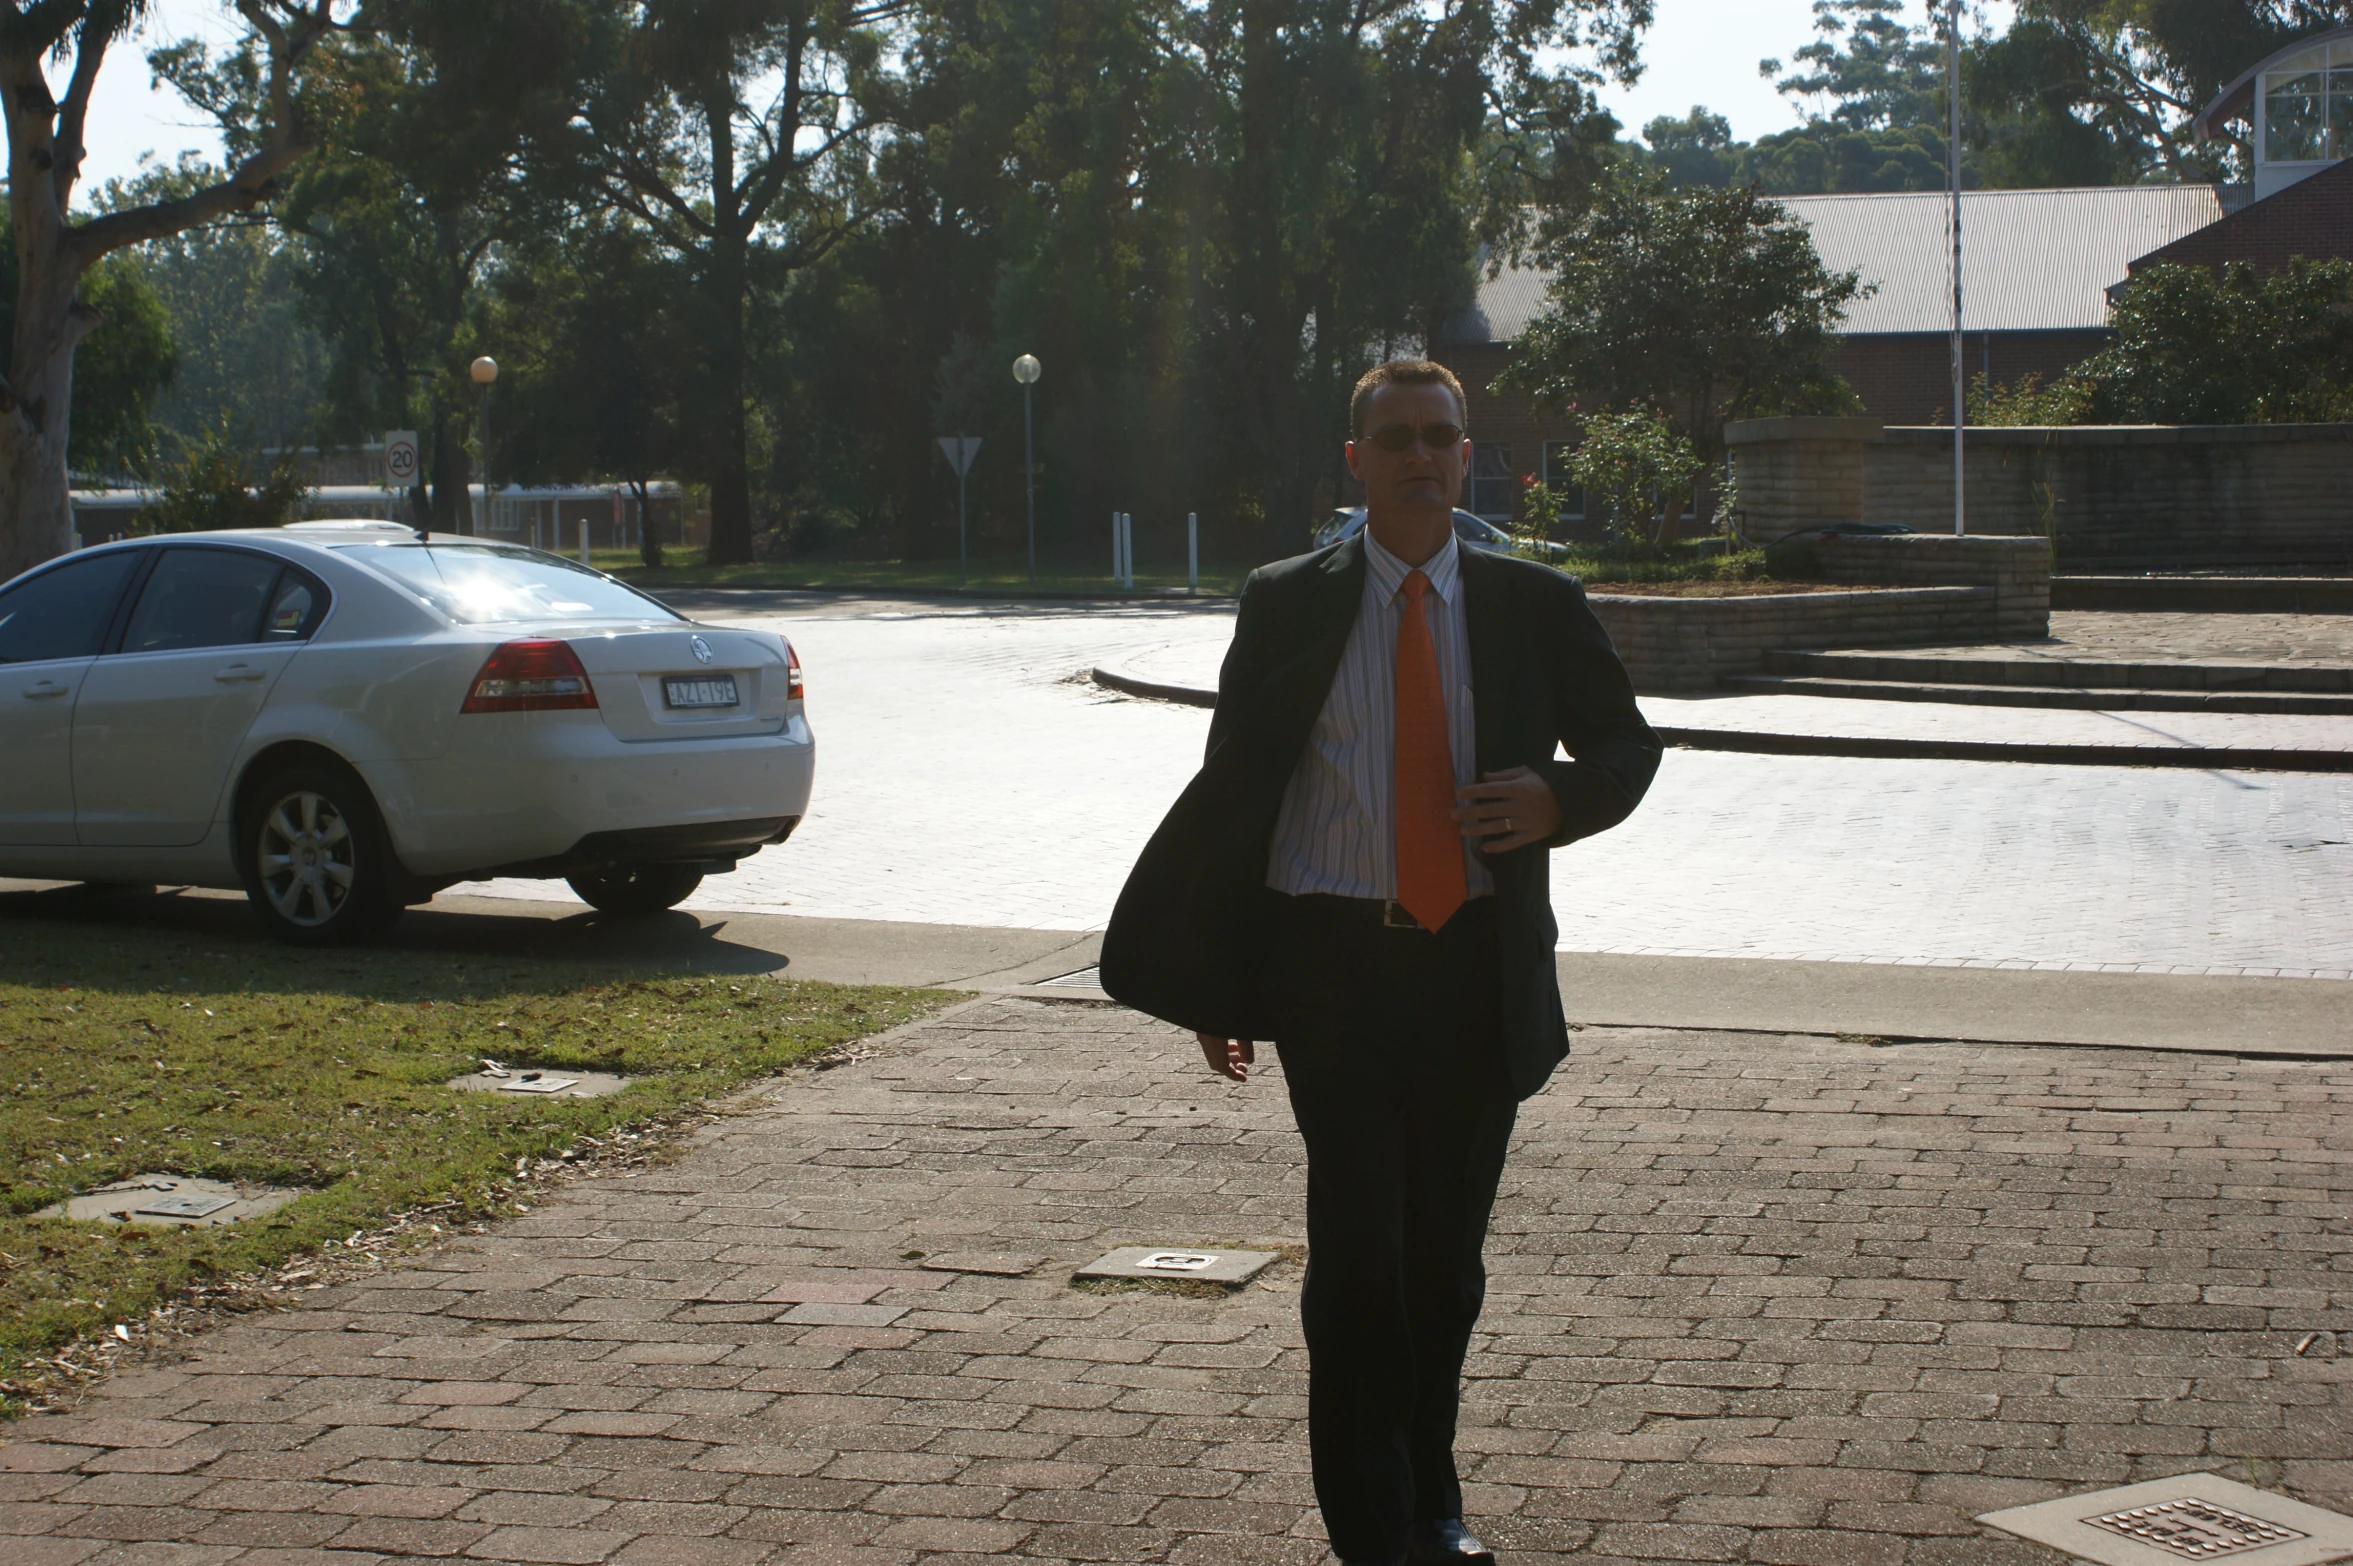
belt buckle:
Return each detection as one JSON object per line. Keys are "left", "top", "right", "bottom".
{"left": 1381, "top": 900, "right": 1423, "bottom": 931}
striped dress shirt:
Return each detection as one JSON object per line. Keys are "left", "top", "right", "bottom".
{"left": 1266, "top": 527, "right": 1494, "bottom": 901}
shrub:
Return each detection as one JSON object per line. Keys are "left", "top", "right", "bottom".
{"left": 141, "top": 420, "right": 309, "bottom": 534}
{"left": 1566, "top": 408, "right": 1703, "bottom": 544}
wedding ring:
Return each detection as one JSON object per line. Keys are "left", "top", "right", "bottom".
{"left": 1503, "top": 817, "right": 1514, "bottom": 832}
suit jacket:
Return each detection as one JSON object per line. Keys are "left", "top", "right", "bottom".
{"left": 1099, "top": 534, "right": 1662, "bottom": 1100}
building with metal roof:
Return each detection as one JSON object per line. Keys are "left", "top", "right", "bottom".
{"left": 1444, "top": 184, "right": 2238, "bottom": 344}
{"left": 1429, "top": 183, "right": 2276, "bottom": 526}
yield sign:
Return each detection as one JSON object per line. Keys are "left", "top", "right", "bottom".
{"left": 936, "top": 435, "right": 981, "bottom": 477}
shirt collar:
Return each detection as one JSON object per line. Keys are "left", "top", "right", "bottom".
{"left": 1361, "top": 522, "right": 1462, "bottom": 605}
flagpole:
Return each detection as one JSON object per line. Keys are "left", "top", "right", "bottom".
{"left": 1949, "top": 0, "right": 1965, "bottom": 537}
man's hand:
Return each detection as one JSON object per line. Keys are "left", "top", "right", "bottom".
{"left": 1454, "top": 766, "right": 1561, "bottom": 854}
{"left": 1198, "top": 1034, "right": 1256, "bottom": 1081}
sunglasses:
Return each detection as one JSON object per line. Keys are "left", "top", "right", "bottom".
{"left": 1364, "top": 421, "right": 1465, "bottom": 453}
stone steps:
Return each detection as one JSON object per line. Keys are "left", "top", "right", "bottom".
{"left": 1758, "top": 647, "right": 2353, "bottom": 698}
{"left": 1721, "top": 672, "right": 2353, "bottom": 715}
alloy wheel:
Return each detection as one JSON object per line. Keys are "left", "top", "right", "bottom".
{"left": 257, "top": 790, "right": 357, "bottom": 927}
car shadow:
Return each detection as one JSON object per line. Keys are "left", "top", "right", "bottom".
{"left": 0, "top": 882, "right": 794, "bottom": 981}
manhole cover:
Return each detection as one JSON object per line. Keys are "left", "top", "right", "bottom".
{"left": 2085, "top": 1500, "right": 2307, "bottom": 1559}
{"left": 1075, "top": 1246, "right": 1278, "bottom": 1285}
{"left": 1980, "top": 1473, "right": 2353, "bottom": 1566}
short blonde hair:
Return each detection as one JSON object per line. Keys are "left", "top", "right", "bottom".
{"left": 1349, "top": 359, "right": 1468, "bottom": 438}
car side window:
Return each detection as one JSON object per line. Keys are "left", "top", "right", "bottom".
{"left": 119, "top": 548, "right": 285, "bottom": 654}
{"left": 259, "top": 568, "right": 329, "bottom": 642}
{"left": 0, "top": 550, "right": 141, "bottom": 664}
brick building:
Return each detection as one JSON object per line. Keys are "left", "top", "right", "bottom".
{"left": 1431, "top": 26, "right": 2353, "bottom": 536}
{"left": 1432, "top": 185, "right": 2238, "bottom": 532}
{"left": 2128, "top": 154, "right": 2353, "bottom": 278}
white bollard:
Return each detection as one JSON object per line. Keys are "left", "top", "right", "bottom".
{"left": 1122, "top": 513, "right": 1134, "bottom": 590}
{"left": 1112, "top": 512, "right": 1122, "bottom": 583}
{"left": 1187, "top": 513, "right": 1198, "bottom": 590}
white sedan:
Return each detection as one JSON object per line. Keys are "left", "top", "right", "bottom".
{"left": 0, "top": 521, "right": 813, "bottom": 944}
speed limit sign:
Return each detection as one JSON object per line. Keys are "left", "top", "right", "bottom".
{"left": 384, "top": 430, "right": 419, "bottom": 485}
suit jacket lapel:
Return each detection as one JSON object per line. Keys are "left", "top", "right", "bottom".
{"left": 1461, "top": 546, "right": 1513, "bottom": 773}
{"left": 1242, "top": 536, "right": 1365, "bottom": 785}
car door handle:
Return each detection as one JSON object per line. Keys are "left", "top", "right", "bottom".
{"left": 213, "top": 664, "right": 267, "bottom": 683}
{"left": 21, "top": 679, "right": 69, "bottom": 699}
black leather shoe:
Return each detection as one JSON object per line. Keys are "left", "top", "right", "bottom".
{"left": 1408, "top": 1517, "right": 1496, "bottom": 1563}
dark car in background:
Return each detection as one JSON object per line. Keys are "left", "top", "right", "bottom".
{"left": 1312, "top": 507, "right": 1568, "bottom": 561}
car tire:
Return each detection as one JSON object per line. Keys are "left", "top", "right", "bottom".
{"left": 566, "top": 864, "right": 704, "bottom": 916}
{"left": 238, "top": 759, "right": 403, "bottom": 947}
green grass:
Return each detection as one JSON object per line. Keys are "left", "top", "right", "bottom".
{"left": 593, "top": 547, "right": 1243, "bottom": 596}
{"left": 0, "top": 918, "right": 946, "bottom": 1410}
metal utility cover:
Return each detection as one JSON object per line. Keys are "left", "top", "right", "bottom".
{"left": 1075, "top": 1247, "right": 1278, "bottom": 1285}
{"left": 446, "top": 1070, "right": 627, "bottom": 1098}
{"left": 496, "top": 1075, "right": 582, "bottom": 1094}
{"left": 134, "top": 1193, "right": 237, "bottom": 1220}
{"left": 36, "top": 1174, "right": 301, "bottom": 1228}
{"left": 1979, "top": 1473, "right": 2353, "bottom": 1566}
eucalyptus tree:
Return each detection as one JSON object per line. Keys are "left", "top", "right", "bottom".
{"left": 0, "top": 0, "right": 357, "bottom": 577}
{"left": 157, "top": 0, "right": 589, "bottom": 529}
{"left": 1192, "top": 0, "right": 1652, "bottom": 551}
{"left": 552, "top": 0, "right": 910, "bottom": 566}
{"left": 1970, "top": 1, "right": 2353, "bottom": 183}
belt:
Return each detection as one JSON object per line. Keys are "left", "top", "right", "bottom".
{"left": 1283, "top": 892, "right": 1494, "bottom": 932}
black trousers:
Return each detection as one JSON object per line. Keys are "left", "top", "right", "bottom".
{"left": 1268, "top": 893, "right": 1518, "bottom": 1564}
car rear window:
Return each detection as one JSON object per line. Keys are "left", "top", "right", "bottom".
{"left": 335, "top": 544, "right": 680, "bottom": 625}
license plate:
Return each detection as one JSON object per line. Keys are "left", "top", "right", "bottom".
{"left": 663, "top": 674, "right": 739, "bottom": 709}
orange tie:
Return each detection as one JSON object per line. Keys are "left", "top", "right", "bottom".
{"left": 1394, "top": 570, "right": 1466, "bottom": 932}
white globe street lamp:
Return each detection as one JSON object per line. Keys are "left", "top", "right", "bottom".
{"left": 469, "top": 357, "right": 499, "bottom": 538}
{"left": 1013, "top": 355, "right": 1041, "bottom": 582}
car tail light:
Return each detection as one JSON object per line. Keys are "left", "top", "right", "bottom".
{"left": 461, "top": 639, "right": 598, "bottom": 713}
{"left": 785, "top": 640, "right": 804, "bottom": 700}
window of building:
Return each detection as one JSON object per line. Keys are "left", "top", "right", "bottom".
{"left": 2263, "top": 41, "right": 2353, "bottom": 162}
{"left": 1539, "top": 441, "right": 1586, "bottom": 520}
{"left": 1467, "top": 443, "right": 1515, "bottom": 520}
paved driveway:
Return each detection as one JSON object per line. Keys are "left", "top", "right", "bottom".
{"left": 472, "top": 595, "right": 2353, "bottom": 978}
{"left": 6, "top": 999, "right": 2350, "bottom": 1565}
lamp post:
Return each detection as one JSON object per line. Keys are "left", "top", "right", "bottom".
{"left": 470, "top": 355, "right": 498, "bottom": 539}
{"left": 1013, "top": 353, "right": 1040, "bottom": 583}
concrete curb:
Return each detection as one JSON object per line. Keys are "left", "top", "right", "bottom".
{"left": 640, "top": 581, "right": 1233, "bottom": 605}
{"left": 9, "top": 882, "right": 2345, "bottom": 1057}
{"left": 1090, "top": 665, "right": 2353, "bottom": 772}
{"left": 1649, "top": 724, "right": 2353, "bottom": 773}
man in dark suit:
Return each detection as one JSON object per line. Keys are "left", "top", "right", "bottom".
{"left": 1101, "top": 360, "right": 1660, "bottom": 1565}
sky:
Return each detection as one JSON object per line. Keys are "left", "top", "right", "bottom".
{"left": 69, "top": 0, "right": 2022, "bottom": 196}
{"left": 1595, "top": 0, "right": 2017, "bottom": 143}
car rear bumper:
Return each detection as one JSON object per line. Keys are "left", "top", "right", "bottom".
{"left": 476, "top": 816, "right": 800, "bottom": 878}
{"left": 367, "top": 713, "right": 815, "bottom": 877}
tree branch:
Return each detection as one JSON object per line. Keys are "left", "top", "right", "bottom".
{"left": 65, "top": 0, "right": 353, "bottom": 265}
{"left": 52, "top": 0, "right": 133, "bottom": 213}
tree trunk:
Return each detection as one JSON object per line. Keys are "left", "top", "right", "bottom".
{"left": 702, "top": 184, "right": 755, "bottom": 566}
{"left": 703, "top": 310, "right": 753, "bottom": 564}
{"left": 0, "top": 284, "right": 85, "bottom": 576}
{"left": 428, "top": 412, "right": 473, "bottom": 534}
{"left": 0, "top": 58, "right": 95, "bottom": 579}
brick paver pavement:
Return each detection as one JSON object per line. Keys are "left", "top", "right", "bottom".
{"left": 7, "top": 997, "right": 2352, "bottom": 1564}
